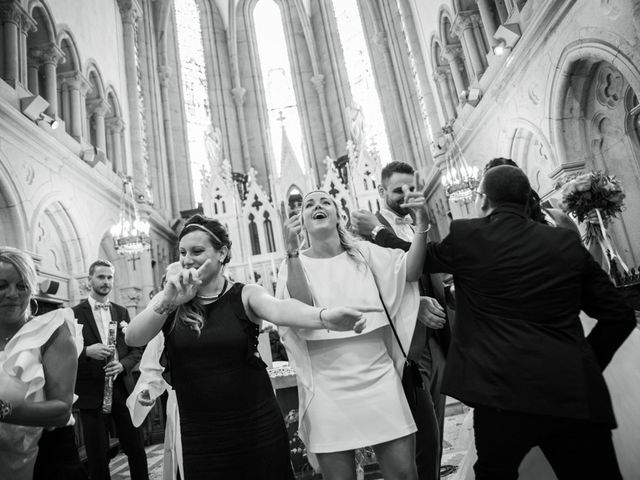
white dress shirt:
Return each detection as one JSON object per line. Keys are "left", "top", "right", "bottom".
{"left": 379, "top": 206, "right": 415, "bottom": 242}
{"left": 87, "top": 296, "right": 113, "bottom": 344}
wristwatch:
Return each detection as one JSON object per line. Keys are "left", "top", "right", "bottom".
{"left": 371, "top": 225, "right": 386, "bottom": 241}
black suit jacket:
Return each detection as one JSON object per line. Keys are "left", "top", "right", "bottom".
{"left": 423, "top": 204, "right": 635, "bottom": 426}
{"left": 373, "top": 212, "right": 452, "bottom": 357}
{"left": 73, "top": 299, "right": 143, "bottom": 410}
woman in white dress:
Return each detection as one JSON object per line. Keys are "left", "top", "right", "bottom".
{"left": 0, "top": 246, "right": 82, "bottom": 480}
{"left": 276, "top": 188, "right": 430, "bottom": 480}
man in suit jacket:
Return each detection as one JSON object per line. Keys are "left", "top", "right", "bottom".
{"left": 352, "top": 161, "right": 451, "bottom": 479}
{"left": 74, "top": 260, "right": 148, "bottom": 480}
{"left": 422, "top": 165, "right": 635, "bottom": 479}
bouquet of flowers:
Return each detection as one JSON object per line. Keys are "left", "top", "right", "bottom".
{"left": 557, "top": 171, "right": 627, "bottom": 272}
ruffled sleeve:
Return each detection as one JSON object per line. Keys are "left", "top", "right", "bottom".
{"left": 126, "top": 333, "right": 169, "bottom": 428}
{"left": 2, "top": 308, "right": 82, "bottom": 400}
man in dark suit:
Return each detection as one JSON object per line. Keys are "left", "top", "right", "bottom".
{"left": 422, "top": 165, "right": 635, "bottom": 479}
{"left": 74, "top": 259, "right": 148, "bottom": 480}
{"left": 352, "top": 161, "right": 451, "bottom": 479}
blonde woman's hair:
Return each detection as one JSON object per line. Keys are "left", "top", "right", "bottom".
{"left": 0, "top": 246, "right": 38, "bottom": 319}
{"left": 301, "top": 193, "right": 363, "bottom": 266}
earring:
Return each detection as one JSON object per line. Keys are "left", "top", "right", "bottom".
{"left": 30, "top": 298, "right": 39, "bottom": 318}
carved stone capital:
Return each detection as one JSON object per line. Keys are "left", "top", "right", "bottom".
{"left": 434, "top": 67, "right": 450, "bottom": 83}
{"left": 87, "top": 98, "right": 110, "bottom": 117}
{"left": 106, "top": 116, "right": 125, "bottom": 132}
{"left": 59, "top": 71, "right": 92, "bottom": 93}
{"left": 117, "top": 0, "right": 142, "bottom": 25}
{"left": 0, "top": 1, "right": 36, "bottom": 31}
{"left": 441, "top": 45, "right": 463, "bottom": 63}
{"left": 452, "top": 11, "right": 475, "bottom": 36}
{"left": 231, "top": 86, "right": 246, "bottom": 106}
{"left": 40, "top": 43, "right": 65, "bottom": 66}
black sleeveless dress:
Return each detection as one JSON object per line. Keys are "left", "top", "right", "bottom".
{"left": 163, "top": 283, "right": 294, "bottom": 480}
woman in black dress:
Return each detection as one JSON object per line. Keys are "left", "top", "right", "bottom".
{"left": 126, "top": 215, "right": 374, "bottom": 479}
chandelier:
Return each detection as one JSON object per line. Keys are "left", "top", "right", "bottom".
{"left": 110, "top": 176, "right": 151, "bottom": 255}
{"left": 440, "top": 126, "right": 480, "bottom": 203}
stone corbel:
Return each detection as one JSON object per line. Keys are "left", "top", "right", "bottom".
{"left": 116, "top": 0, "right": 142, "bottom": 25}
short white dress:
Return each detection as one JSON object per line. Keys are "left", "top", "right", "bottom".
{"left": 0, "top": 309, "right": 82, "bottom": 480}
{"left": 277, "top": 241, "right": 420, "bottom": 453}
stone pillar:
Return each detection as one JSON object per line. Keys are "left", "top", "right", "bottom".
{"left": 41, "top": 44, "right": 64, "bottom": 117}
{"left": 232, "top": 85, "right": 252, "bottom": 173}
{"left": 117, "top": 0, "right": 145, "bottom": 189}
{"left": 0, "top": 1, "right": 32, "bottom": 87}
{"left": 476, "top": 0, "right": 499, "bottom": 47}
{"left": 310, "top": 73, "right": 330, "bottom": 184}
{"left": 27, "top": 54, "right": 38, "bottom": 95}
{"left": 89, "top": 100, "right": 109, "bottom": 151}
{"left": 435, "top": 69, "right": 456, "bottom": 121}
{"left": 106, "top": 117, "right": 124, "bottom": 173}
{"left": 63, "top": 73, "right": 90, "bottom": 141}
{"left": 453, "top": 12, "right": 485, "bottom": 80}
{"left": 442, "top": 45, "right": 466, "bottom": 99}
{"left": 158, "top": 65, "right": 180, "bottom": 216}
{"left": 60, "top": 81, "right": 70, "bottom": 129}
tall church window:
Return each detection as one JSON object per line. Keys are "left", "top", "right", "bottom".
{"left": 175, "top": 0, "right": 210, "bottom": 204}
{"left": 253, "top": 0, "right": 306, "bottom": 175}
{"left": 248, "top": 213, "right": 261, "bottom": 255}
{"left": 263, "top": 211, "right": 276, "bottom": 253}
{"left": 330, "top": 0, "right": 393, "bottom": 164}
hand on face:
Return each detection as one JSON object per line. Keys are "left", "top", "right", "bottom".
{"left": 400, "top": 172, "right": 430, "bottom": 226}
{"left": 162, "top": 259, "right": 212, "bottom": 306}
{"left": 351, "top": 210, "right": 382, "bottom": 237}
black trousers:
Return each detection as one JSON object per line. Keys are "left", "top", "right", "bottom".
{"left": 79, "top": 379, "right": 149, "bottom": 480}
{"left": 473, "top": 406, "right": 622, "bottom": 480}
{"left": 34, "top": 426, "right": 87, "bottom": 480}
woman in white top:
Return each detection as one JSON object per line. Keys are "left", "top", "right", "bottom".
{"left": 276, "top": 188, "right": 430, "bottom": 480}
{"left": 0, "top": 246, "right": 82, "bottom": 480}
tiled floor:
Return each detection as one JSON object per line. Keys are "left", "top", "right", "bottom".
{"left": 110, "top": 404, "right": 475, "bottom": 480}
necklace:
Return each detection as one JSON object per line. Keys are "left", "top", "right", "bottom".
{"left": 197, "top": 278, "right": 228, "bottom": 301}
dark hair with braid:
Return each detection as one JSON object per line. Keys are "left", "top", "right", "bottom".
{"left": 175, "top": 215, "right": 232, "bottom": 335}
{"left": 483, "top": 158, "right": 547, "bottom": 224}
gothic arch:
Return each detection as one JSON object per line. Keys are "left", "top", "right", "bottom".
{"left": 548, "top": 38, "right": 640, "bottom": 265}
{"left": 56, "top": 27, "right": 81, "bottom": 74}
{"left": 0, "top": 160, "right": 28, "bottom": 249}
{"left": 438, "top": 6, "right": 456, "bottom": 45}
{"left": 84, "top": 61, "right": 106, "bottom": 100}
{"left": 27, "top": 0, "right": 57, "bottom": 44}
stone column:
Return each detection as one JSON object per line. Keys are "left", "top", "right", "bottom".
{"left": 453, "top": 12, "right": 485, "bottom": 80}
{"left": 117, "top": 0, "right": 145, "bottom": 189}
{"left": 442, "top": 45, "right": 466, "bottom": 99}
{"left": 158, "top": 65, "right": 180, "bottom": 216}
{"left": 106, "top": 117, "right": 124, "bottom": 173}
{"left": 476, "top": 0, "right": 499, "bottom": 47}
{"left": 0, "top": 1, "right": 32, "bottom": 87}
{"left": 89, "top": 100, "right": 109, "bottom": 151}
{"left": 495, "top": 0, "right": 509, "bottom": 23}
{"left": 60, "top": 81, "right": 70, "bottom": 128}
{"left": 310, "top": 73, "right": 331, "bottom": 184}
{"left": 27, "top": 54, "right": 39, "bottom": 95}
{"left": 41, "top": 43, "right": 64, "bottom": 117}
{"left": 63, "top": 73, "right": 90, "bottom": 141}
{"left": 435, "top": 68, "right": 456, "bottom": 121}
{"left": 232, "top": 85, "right": 252, "bottom": 173}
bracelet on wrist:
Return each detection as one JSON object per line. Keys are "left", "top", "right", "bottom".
{"left": 318, "top": 308, "right": 330, "bottom": 332}
{"left": 0, "top": 399, "right": 13, "bottom": 421}
{"left": 371, "top": 224, "right": 386, "bottom": 241}
{"left": 287, "top": 250, "right": 300, "bottom": 259}
{"left": 414, "top": 224, "right": 431, "bottom": 235}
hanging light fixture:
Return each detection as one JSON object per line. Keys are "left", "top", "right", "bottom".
{"left": 110, "top": 176, "right": 151, "bottom": 255}
{"left": 440, "top": 125, "right": 481, "bottom": 204}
